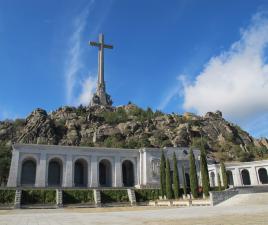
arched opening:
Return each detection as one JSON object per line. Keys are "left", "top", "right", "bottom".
{"left": 241, "top": 169, "right": 251, "bottom": 185}
{"left": 21, "top": 159, "right": 36, "bottom": 186}
{"left": 74, "top": 159, "right": 88, "bottom": 187}
{"left": 48, "top": 159, "right": 63, "bottom": 186}
{"left": 122, "top": 160, "right": 134, "bottom": 187}
{"left": 258, "top": 168, "right": 268, "bottom": 184}
{"left": 99, "top": 159, "right": 112, "bottom": 187}
{"left": 185, "top": 173, "right": 190, "bottom": 187}
{"left": 210, "top": 172, "right": 215, "bottom": 187}
{"left": 227, "top": 170, "right": 234, "bottom": 186}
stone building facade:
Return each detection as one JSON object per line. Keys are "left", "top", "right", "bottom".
{"left": 7, "top": 144, "right": 268, "bottom": 188}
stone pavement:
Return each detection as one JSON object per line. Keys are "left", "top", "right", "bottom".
{"left": 0, "top": 193, "right": 268, "bottom": 225}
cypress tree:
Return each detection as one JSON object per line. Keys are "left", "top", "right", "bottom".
{"left": 173, "top": 152, "right": 180, "bottom": 199}
{"left": 189, "top": 148, "right": 198, "bottom": 198}
{"left": 220, "top": 161, "right": 228, "bottom": 190}
{"left": 182, "top": 164, "right": 187, "bottom": 196}
{"left": 200, "top": 147, "right": 210, "bottom": 197}
{"left": 160, "top": 151, "right": 166, "bottom": 198}
{"left": 165, "top": 158, "right": 173, "bottom": 199}
{"left": 217, "top": 173, "right": 222, "bottom": 191}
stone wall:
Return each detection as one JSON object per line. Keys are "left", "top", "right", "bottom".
{"left": 210, "top": 190, "right": 239, "bottom": 206}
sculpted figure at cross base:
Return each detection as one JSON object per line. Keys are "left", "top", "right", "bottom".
{"left": 89, "top": 33, "right": 113, "bottom": 106}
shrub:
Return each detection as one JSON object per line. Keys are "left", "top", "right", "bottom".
{"left": 0, "top": 190, "right": 15, "bottom": 204}
{"left": 135, "top": 189, "right": 160, "bottom": 202}
{"left": 189, "top": 148, "right": 198, "bottom": 198}
{"left": 100, "top": 190, "right": 129, "bottom": 203}
{"left": 220, "top": 161, "right": 228, "bottom": 189}
{"left": 160, "top": 151, "right": 166, "bottom": 198}
{"left": 200, "top": 147, "right": 210, "bottom": 197}
{"left": 0, "top": 145, "right": 12, "bottom": 185}
{"left": 173, "top": 152, "right": 180, "bottom": 199}
{"left": 21, "top": 190, "right": 56, "bottom": 205}
{"left": 217, "top": 174, "right": 222, "bottom": 191}
{"left": 63, "top": 190, "right": 94, "bottom": 204}
{"left": 182, "top": 165, "right": 187, "bottom": 196}
{"left": 165, "top": 159, "right": 173, "bottom": 199}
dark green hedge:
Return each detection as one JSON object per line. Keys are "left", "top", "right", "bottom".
{"left": 63, "top": 190, "right": 94, "bottom": 204}
{"left": 0, "top": 190, "right": 15, "bottom": 204}
{"left": 100, "top": 190, "right": 129, "bottom": 203}
{"left": 21, "top": 190, "right": 56, "bottom": 205}
{"left": 135, "top": 189, "right": 160, "bottom": 202}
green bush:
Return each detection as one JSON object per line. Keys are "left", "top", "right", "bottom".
{"left": 63, "top": 190, "right": 94, "bottom": 204}
{"left": 100, "top": 190, "right": 129, "bottom": 203}
{"left": 0, "top": 190, "right": 15, "bottom": 204}
{"left": 135, "top": 189, "right": 160, "bottom": 202}
{"left": 21, "top": 190, "right": 56, "bottom": 205}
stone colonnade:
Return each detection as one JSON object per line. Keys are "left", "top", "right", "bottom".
{"left": 208, "top": 160, "right": 268, "bottom": 187}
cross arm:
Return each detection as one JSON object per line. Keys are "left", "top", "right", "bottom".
{"left": 89, "top": 41, "right": 101, "bottom": 47}
{"left": 103, "top": 44, "right": 113, "bottom": 49}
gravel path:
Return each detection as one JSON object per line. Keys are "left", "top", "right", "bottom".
{"left": 0, "top": 193, "right": 268, "bottom": 225}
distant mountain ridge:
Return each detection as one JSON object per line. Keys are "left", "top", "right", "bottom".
{"left": 0, "top": 103, "right": 267, "bottom": 162}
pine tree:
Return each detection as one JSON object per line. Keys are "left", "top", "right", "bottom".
{"left": 200, "top": 146, "right": 210, "bottom": 197}
{"left": 182, "top": 164, "right": 187, "bottom": 197}
{"left": 220, "top": 161, "right": 228, "bottom": 189}
{"left": 165, "top": 158, "right": 173, "bottom": 199}
{"left": 160, "top": 151, "right": 166, "bottom": 198}
{"left": 189, "top": 148, "right": 198, "bottom": 198}
{"left": 173, "top": 152, "right": 180, "bottom": 199}
{"left": 217, "top": 173, "right": 222, "bottom": 191}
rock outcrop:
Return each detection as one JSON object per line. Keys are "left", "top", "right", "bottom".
{"left": 0, "top": 104, "right": 267, "bottom": 161}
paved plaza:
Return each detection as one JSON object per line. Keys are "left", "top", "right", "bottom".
{"left": 1, "top": 193, "right": 268, "bottom": 225}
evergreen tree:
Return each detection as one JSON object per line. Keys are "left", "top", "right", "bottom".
{"left": 189, "top": 148, "right": 198, "bottom": 198}
{"left": 200, "top": 146, "right": 210, "bottom": 197}
{"left": 160, "top": 151, "right": 166, "bottom": 198}
{"left": 165, "top": 158, "right": 173, "bottom": 199}
{"left": 173, "top": 152, "right": 180, "bottom": 199}
{"left": 217, "top": 173, "right": 222, "bottom": 191}
{"left": 220, "top": 161, "right": 228, "bottom": 189}
{"left": 182, "top": 164, "right": 187, "bottom": 196}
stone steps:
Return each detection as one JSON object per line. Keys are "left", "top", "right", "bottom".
{"left": 127, "top": 189, "right": 136, "bottom": 206}
{"left": 14, "top": 190, "right": 21, "bottom": 209}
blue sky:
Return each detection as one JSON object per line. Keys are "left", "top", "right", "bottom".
{"left": 1, "top": 0, "right": 268, "bottom": 138}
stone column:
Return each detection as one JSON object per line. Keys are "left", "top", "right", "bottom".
{"left": 7, "top": 150, "right": 20, "bottom": 187}
{"left": 234, "top": 167, "right": 242, "bottom": 186}
{"left": 63, "top": 154, "right": 73, "bottom": 187}
{"left": 250, "top": 166, "right": 259, "bottom": 185}
{"left": 114, "top": 155, "right": 122, "bottom": 187}
{"left": 36, "top": 152, "right": 46, "bottom": 187}
{"left": 90, "top": 155, "right": 99, "bottom": 187}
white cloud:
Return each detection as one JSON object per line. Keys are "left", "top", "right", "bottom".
{"left": 77, "top": 75, "right": 97, "bottom": 106}
{"left": 64, "top": 2, "right": 93, "bottom": 105}
{"left": 182, "top": 13, "right": 268, "bottom": 125}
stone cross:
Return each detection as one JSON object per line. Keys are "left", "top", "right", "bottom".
{"left": 89, "top": 33, "right": 113, "bottom": 89}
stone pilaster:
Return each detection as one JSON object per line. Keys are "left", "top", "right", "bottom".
{"left": 114, "top": 155, "right": 122, "bottom": 187}
{"left": 36, "top": 152, "right": 46, "bottom": 187}
{"left": 7, "top": 150, "right": 20, "bottom": 187}
{"left": 63, "top": 154, "right": 73, "bottom": 187}
{"left": 90, "top": 155, "right": 99, "bottom": 187}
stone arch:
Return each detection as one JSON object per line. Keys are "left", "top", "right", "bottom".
{"left": 21, "top": 158, "right": 36, "bottom": 186}
{"left": 74, "top": 159, "right": 88, "bottom": 187}
{"left": 99, "top": 159, "right": 112, "bottom": 187}
{"left": 241, "top": 169, "right": 251, "bottom": 185}
{"left": 210, "top": 172, "right": 215, "bottom": 187}
{"left": 258, "top": 168, "right": 268, "bottom": 184}
{"left": 48, "top": 158, "right": 63, "bottom": 186}
{"left": 122, "top": 160, "right": 134, "bottom": 187}
{"left": 185, "top": 173, "right": 190, "bottom": 187}
{"left": 227, "top": 170, "right": 234, "bottom": 186}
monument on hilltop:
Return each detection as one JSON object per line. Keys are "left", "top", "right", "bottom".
{"left": 89, "top": 33, "right": 113, "bottom": 106}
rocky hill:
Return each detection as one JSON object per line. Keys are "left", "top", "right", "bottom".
{"left": 0, "top": 104, "right": 268, "bottom": 163}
